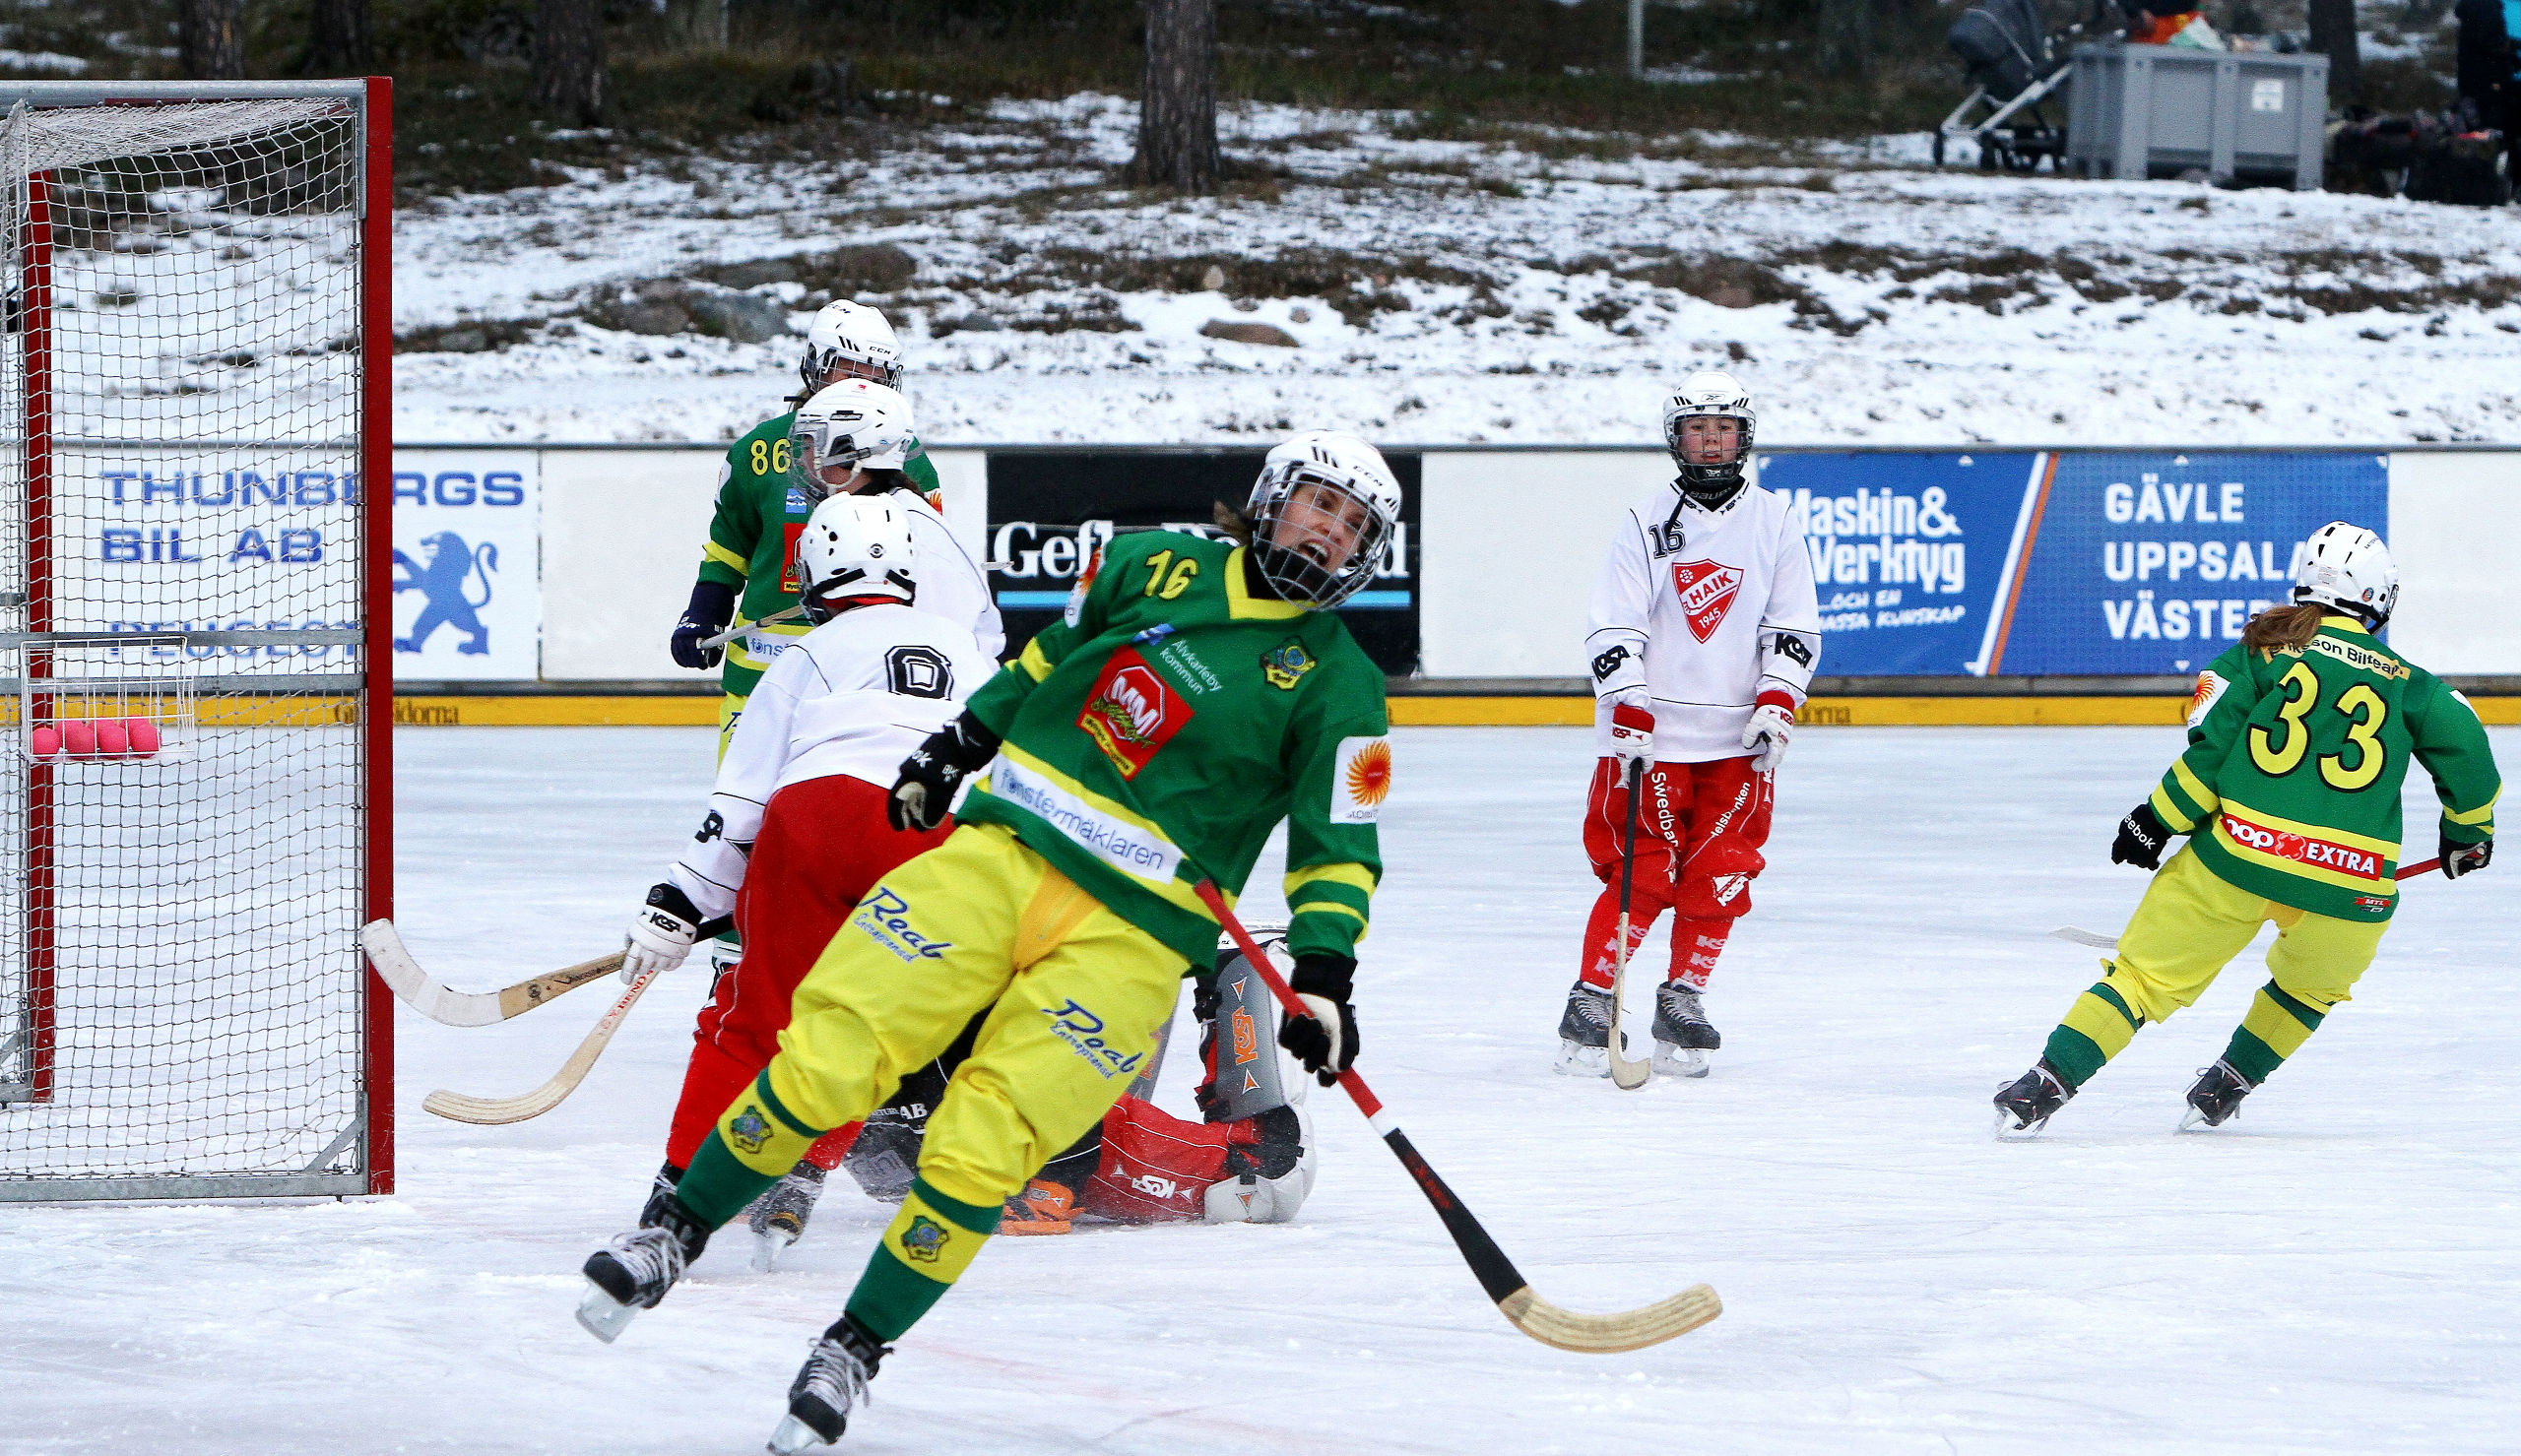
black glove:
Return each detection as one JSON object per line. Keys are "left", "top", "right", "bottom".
{"left": 670, "top": 580, "right": 739, "bottom": 670}
{"left": 2111, "top": 800, "right": 2172, "bottom": 870}
{"left": 888, "top": 713, "right": 1002, "bottom": 832}
{"left": 2441, "top": 832, "right": 2493, "bottom": 880}
{"left": 1277, "top": 953, "right": 1359, "bottom": 1087}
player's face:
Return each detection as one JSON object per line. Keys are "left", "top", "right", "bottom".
{"left": 1679, "top": 415, "right": 1742, "bottom": 466}
{"left": 808, "top": 456, "right": 869, "bottom": 496}
{"left": 814, "top": 356, "right": 891, "bottom": 391}
{"left": 1273, "top": 479, "right": 1373, "bottom": 573}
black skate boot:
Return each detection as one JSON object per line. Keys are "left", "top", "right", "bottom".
{"left": 767, "top": 1314, "right": 890, "bottom": 1454}
{"left": 1553, "top": 981, "right": 1613, "bottom": 1078}
{"left": 577, "top": 1187, "right": 711, "bottom": 1344}
{"left": 749, "top": 1162, "right": 829, "bottom": 1273}
{"left": 1650, "top": 983, "right": 1719, "bottom": 1078}
{"left": 1993, "top": 1059, "right": 2074, "bottom": 1137}
{"left": 2180, "top": 1058, "right": 2256, "bottom": 1130}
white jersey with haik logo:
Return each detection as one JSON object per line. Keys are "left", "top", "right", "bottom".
{"left": 666, "top": 601, "right": 997, "bottom": 919}
{"left": 1584, "top": 479, "right": 1824, "bottom": 763}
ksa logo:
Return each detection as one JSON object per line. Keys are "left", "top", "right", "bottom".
{"left": 1669, "top": 560, "right": 1744, "bottom": 642}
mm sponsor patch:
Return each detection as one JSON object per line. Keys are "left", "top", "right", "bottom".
{"left": 1669, "top": 560, "right": 1745, "bottom": 643}
{"left": 1331, "top": 734, "right": 1393, "bottom": 823}
{"left": 1078, "top": 647, "right": 1193, "bottom": 779}
{"left": 2220, "top": 808, "right": 2387, "bottom": 881}
{"left": 1040, "top": 997, "right": 1146, "bottom": 1081}
{"left": 2186, "top": 669, "right": 2230, "bottom": 728}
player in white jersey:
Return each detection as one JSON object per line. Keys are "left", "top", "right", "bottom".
{"left": 1556, "top": 370, "right": 1822, "bottom": 1078}
{"left": 623, "top": 494, "right": 996, "bottom": 1255}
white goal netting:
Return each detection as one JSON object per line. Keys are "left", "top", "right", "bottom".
{"left": 0, "top": 84, "right": 386, "bottom": 1201}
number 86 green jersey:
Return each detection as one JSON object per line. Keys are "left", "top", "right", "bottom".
{"left": 2151, "top": 614, "right": 2500, "bottom": 919}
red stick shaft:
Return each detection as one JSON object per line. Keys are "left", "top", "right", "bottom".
{"left": 1193, "top": 880, "right": 1384, "bottom": 1121}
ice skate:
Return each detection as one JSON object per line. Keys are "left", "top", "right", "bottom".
{"left": 1650, "top": 983, "right": 1719, "bottom": 1078}
{"left": 766, "top": 1315, "right": 889, "bottom": 1454}
{"left": 1992, "top": 1059, "right": 2073, "bottom": 1138}
{"left": 999, "top": 1176, "right": 1076, "bottom": 1235}
{"left": 1205, "top": 1101, "right": 1316, "bottom": 1225}
{"left": 576, "top": 1195, "right": 709, "bottom": 1343}
{"left": 1554, "top": 981, "right": 1613, "bottom": 1077}
{"left": 749, "top": 1163, "right": 829, "bottom": 1272}
{"left": 2180, "top": 1058, "right": 2256, "bottom": 1130}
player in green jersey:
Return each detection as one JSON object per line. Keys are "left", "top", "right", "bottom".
{"left": 577, "top": 430, "right": 1403, "bottom": 1453}
{"left": 668, "top": 301, "right": 948, "bottom": 754}
{"left": 1995, "top": 523, "right": 2499, "bottom": 1137}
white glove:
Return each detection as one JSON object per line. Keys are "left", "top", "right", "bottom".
{"left": 1741, "top": 698, "right": 1794, "bottom": 774}
{"left": 1606, "top": 694, "right": 1655, "bottom": 766}
{"left": 622, "top": 882, "right": 704, "bottom": 981}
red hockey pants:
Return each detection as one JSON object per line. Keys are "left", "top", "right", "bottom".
{"left": 1578, "top": 755, "right": 1773, "bottom": 992}
{"left": 662, "top": 775, "right": 951, "bottom": 1170}
{"left": 1077, "top": 1095, "right": 1270, "bottom": 1223}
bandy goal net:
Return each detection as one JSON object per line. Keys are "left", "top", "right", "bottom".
{"left": 0, "top": 82, "right": 391, "bottom": 1201}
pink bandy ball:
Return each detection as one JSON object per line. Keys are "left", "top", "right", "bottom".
{"left": 95, "top": 719, "right": 129, "bottom": 756}
{"left": 29, "top": 725, "right": 60, "bottom": 759}
{"left": 61, "top": 720, "right": 97, "bottom": 758}
{"left": 125, "top": 717, "right": 162, "bottom": 758}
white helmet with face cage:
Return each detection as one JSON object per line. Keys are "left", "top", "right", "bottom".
{"left": 788, "top": 380, "right": 916, "bottom": 501}
{"left": 1243, "top": 430, "right": 1402, "bottom": 609}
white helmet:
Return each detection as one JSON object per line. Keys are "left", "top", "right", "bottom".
{"left": 789, "top": 380, "right": 916, "bottom": 500}
{"left": 1243, "top": 430, "right": 1402, "bottom": 609}
{"left": 1661, "top": 369, "right": 1756, "bottom": 505}
{"left": 2291, "top": 521, "right": 2398, "bottom": 626}
{"left": 794, "top": 494, "right": 916, "bottom": 619}
{"left": 800, "top": 300, "right": 904, "bottom": 392}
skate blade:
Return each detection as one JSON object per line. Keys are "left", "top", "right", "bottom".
{"left": 1652, "top": 1044, "right": 1711, "bottom": 1078}
{"left": 752, "top": 1226, "right": 799, "bottom": 1273}
{"left": 2177, "top": 1106, "right": 2223, "bottom": 1132}
{"left": 1554, "top": 1042, "right": 1610, "bottom": 1078}
{"left": 1992, "top": 1108, "right": 2050, "bottom": 1140}
{"left": 768, "top": 1413, "right": 835, "bottom": 1456}
{"left": 575, "top": 1281, "right": 640, "bottom": 1344}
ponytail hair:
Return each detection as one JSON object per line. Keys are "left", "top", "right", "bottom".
{"left": 2240, "top": 601, "right": 2327, "bottom": 657}
{"left": 1211, "top": 499, "right": 1254, "bottom": 545}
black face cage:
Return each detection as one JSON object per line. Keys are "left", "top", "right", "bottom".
{"left": 799, "top": 347, "right": 904, "bottom": 393}
{"left": 1246, "top": 463, "right": 1393, "bottom": 609}
{"left": 1666, "top": 411, "right": 1754, "bottom": 500}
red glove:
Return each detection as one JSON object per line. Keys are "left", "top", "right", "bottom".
{"left": 1608, "top": 697, "right": 1655, "bottom": 765}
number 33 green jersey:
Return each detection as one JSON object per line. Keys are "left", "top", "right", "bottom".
{"left": 2151, "top": 614, "right": 2500, "bottom": 919}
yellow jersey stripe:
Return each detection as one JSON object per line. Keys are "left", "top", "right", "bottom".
{"left": 1223, "top": 546, "right": 1306, "bottom": 621}
{"left": 2149, "top": 785, "right": 2197, "bottom": 834}
{"left": 1286, "top": 861, "right": 1379, "bottom": 896}
{"left": 2444, "top": 788, "right": 2501, "bottom": 827}
{"left": 1292, "top": 899, "right": 1368, "bottom": 926}
{"left": 2170, "top": 758, "right": 2219, "bottom": 817}
{"left": 702, "top": 540, "right": 748, "bottom": 574}
{"left": 1015, "top": 637, "right": 1058, "bottom": 683}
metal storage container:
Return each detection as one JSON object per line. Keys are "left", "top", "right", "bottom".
{"left": 2066, "top": 43, "right": 2328, "bottom": 188}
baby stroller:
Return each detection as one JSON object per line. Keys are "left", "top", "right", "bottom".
{"left": 1935, "top": 0, "right": 2103, "bottom": 170}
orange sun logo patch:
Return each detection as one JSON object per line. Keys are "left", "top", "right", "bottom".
{"left": 1332, "top": 735, "right": 1392, "bottom": 823}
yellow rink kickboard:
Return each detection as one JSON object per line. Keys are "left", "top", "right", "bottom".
{"left": 377, "top": 695, "right": 2521, "bottom": 729}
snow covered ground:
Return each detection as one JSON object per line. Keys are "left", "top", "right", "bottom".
{"left": 7, "top": 724, "right": 2517, "bottom": 1454}
{"left": 393, "top": 95, "right": 2521, "bottom": 447}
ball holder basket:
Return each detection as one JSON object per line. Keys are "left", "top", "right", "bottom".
{"left": 8, "top": 632, "right": 198, "bottom": 766}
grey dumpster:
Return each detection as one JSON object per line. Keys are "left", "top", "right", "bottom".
{"left": 2066, "top": 43, "right": 2328, "bottom": 188}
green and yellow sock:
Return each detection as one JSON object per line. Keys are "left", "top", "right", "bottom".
{"left": 844, "top": 1176, "right": 1002, "bottom": 1344}
{"left": 675, "top": 1071, "right": 826, "bottom": 1227}
{"left": 2041, "top": 979, "right": 2146, "bottom": 1089}
{"left": 2222, "top": 981, "right": 2326, "bottom": 1086}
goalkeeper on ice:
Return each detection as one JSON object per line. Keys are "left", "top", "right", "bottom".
{"left": 578, "top": 430, "right": 1404, "bottom": 1453}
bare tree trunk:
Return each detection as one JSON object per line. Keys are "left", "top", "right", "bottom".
{"left": 178, "top": 0, "right": 244, "bottom": 80}
{"left": 2306, "top": 0, "right": 2359, "bottom": 102}
{"left": 1131, "top": 0, "right": 1220, "bottom": 194}
{"left": 532, "top": 0, "right": 607, "bottom": 125}
{"left": 1815, "top": 0, "right": 1874, "bottom": 78}
{"left": 310, "top": 0, "right": 372, "bottom": 76}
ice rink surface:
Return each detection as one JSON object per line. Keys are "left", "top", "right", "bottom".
{"left": 6, "top": 724, "right": 2516, "bottom": 1455}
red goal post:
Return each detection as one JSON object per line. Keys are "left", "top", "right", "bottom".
{"left": 0, "top": 80, "right": 393, "bottom": 1201}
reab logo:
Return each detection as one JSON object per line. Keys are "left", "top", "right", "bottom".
{"left": 852, "top": 888, "right": 956, "bottom": 963}
{"left": 392, "top": 532, "right": 497, "bottom": 655}
{"left": 1668, "top": 560, "right": 1743, "bottom": 643}
{"left": 1041, "top": 997, "right": 1146, "bottom": 1080}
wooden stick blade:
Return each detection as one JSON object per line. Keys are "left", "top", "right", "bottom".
{"left": 1607, "top": 914, "right": 1651, "bottom": 1090}
{"left": 422, "top": 1086, "right": 568, "bottom": 1125}
{"left": 1500, "top": 1283, "right": 1722, "bottom": 1354}
{"left": 363, "top": 918, "right": 505, "bottom": 1028}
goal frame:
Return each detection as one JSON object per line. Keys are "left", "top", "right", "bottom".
{"left": 0, "top": 78, "right": 394, "bottom": 1201}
